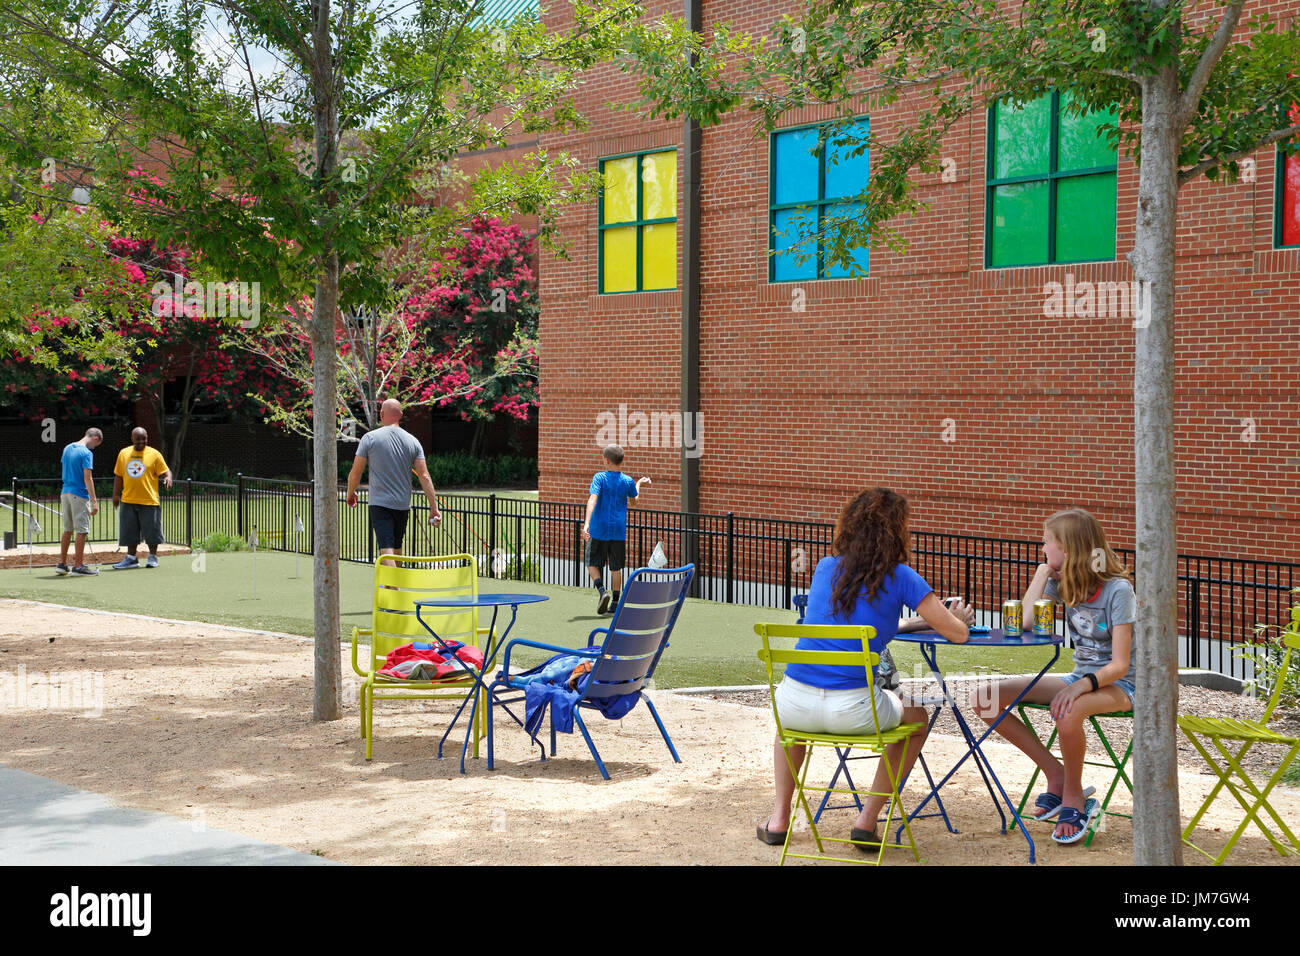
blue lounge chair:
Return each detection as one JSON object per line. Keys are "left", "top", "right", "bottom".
{"left": 486, "top": 565, "right": 695, "bottom": 779}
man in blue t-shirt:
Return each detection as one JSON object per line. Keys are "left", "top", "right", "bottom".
{"left": 58, "top": 427, "right": 104, "bottom": 576}
{"left": 582, "top": 444, "right": 650, "bottom": 614}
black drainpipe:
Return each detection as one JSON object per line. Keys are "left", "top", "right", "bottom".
{"left": 681, "top": 0, "right": 703, "bottom": 593}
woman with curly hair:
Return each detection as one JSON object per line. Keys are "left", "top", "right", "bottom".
{"left": 758, "top": 487, "right": 971, "bottom": 850}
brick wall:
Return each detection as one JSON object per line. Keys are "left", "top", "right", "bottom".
{"left": 536, "top": 0, "right": 1300, "bottom": 565}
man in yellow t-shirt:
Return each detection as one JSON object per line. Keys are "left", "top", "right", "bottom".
{"left": 112, "top": 427, "right": 173, "bottom": 569}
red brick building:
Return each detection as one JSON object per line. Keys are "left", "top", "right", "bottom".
{"left": 535, "top": 1, "right": 1300, "bottom": 565}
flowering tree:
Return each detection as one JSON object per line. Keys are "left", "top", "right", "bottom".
{"left": 242, "top": 215, "right": 538, "bottom": 443}
{"left": 0, "top": 230, "right": 293, "bottom": 474}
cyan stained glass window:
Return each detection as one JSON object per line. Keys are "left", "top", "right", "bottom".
{"left": 770, "top": 119, "right": 870, "bottom": 281}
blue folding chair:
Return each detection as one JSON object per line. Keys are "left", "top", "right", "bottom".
{"left": 792, "top": 594, "right": 947, "bottom": 829}
{"left": 486, "top": 565, "right": 695, "bottom": 779}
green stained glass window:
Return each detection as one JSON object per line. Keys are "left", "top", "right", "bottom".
{"left": 987, "top": 91, "right": 1118, "bottom": 267}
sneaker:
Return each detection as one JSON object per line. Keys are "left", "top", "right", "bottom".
{"left": 55, "top": 563, "right": 71, "bottom": 576}
{"left": 71, "top": 564, "right": 99, "bottom": 576}
{"left": 597, "top": 591, "right": 612, "bottom": 615}
{"left": 145, "top": 554, "right": 158, "bottom": 568}
{"left": 113, "top": 556, "right": 139, "bottom": 570}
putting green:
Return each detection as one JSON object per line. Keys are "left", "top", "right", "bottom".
{"left": 0, "top": 551, "right": 1069, "bottom": 688}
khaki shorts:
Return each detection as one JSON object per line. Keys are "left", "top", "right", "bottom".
{"left": 60, "top": 493, "right": 92, "bottom": 536}
{"left": 774, "top": 676, "right": 904, "bottom": 736}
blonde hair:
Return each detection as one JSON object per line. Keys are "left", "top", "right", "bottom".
{"left": 1044, "top": 509, "right": 1131, "bottom": 607}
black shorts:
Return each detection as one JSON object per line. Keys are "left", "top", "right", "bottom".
{"left": 370, "top": 505, "right": 410, "bottom": 551}
{"left": 585, "top": 538, "right": 626, "bottom": 571}
{"left": 118, "top": 503, "right": 164, "bottom": 548}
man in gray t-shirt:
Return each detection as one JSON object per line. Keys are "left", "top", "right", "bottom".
{"left": 346, "top": 399, "right": 442, "bottom": 555}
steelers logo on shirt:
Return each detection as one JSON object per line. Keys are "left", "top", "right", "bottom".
{"left": 126, "top": 459, "right": 146, "bottom": 479}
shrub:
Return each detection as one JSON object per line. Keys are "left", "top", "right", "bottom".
{"left": 336, "top": 452, "right": 537, "bottom": 487}
{"left": 1237, "top": 594, "right": 1300, "bottom": 709}
{"left": 194, "top": 531, "right": 249, "bottom": 553}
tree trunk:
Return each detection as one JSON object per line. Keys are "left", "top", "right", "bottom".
{"left": 310, "top": 0, "right": 342, "bottom": 722}
{"left": 311, "top": 252, "right": 342, "bottom": 721}
{"left": 1130, "top": 61, "right": 1184, "bottom": 865}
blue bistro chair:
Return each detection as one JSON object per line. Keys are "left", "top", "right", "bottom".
{"left": 486, "top": 565, "right": 695, "bottom": 779}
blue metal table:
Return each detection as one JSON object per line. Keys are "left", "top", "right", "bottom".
{"left": 892, "top": 627, "right": 1062, "bottom": 863}
{"left": 414, "top": 593, "right": 549, "bottom": 773}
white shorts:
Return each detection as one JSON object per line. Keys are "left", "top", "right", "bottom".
{"left": 774, "top": 676, "right": 904, "bottom": 736}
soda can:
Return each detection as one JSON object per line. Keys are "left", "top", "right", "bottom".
{"left": 1033, "top": 599, "right": 1055, "bottom": 636}
{"left": 1002, "top": 600, "right": 1024, "bottom": 637}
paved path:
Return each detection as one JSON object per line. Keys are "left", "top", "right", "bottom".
{"left": 0, "top": 764, "right": 335, "bottom": 866}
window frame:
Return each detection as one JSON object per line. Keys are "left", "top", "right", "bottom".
{"left": 767, "top": 116, "right": 871, "bottom": 283}
{"left": 984, "top": 90, "right": 1119, "bottom": 269}
{"left": 597, "top": 148, "right": 678, "bottom": 295}
{"left": 1276, "top": 145, "right": 1300, "bottom": 250}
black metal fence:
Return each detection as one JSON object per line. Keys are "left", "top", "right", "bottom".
{"left": 6, "top": 475, "right": 1296, "bottom": 680}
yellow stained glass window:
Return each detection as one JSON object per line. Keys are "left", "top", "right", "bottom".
{"left": 603, "top": 157, "right": 637, "bottom": 224}
{"left": 599, "top": 150, "right": 678, "bottom": 293}
{"left": 602, "top": 227, "right": 637, "bottom": 292}
{"left": 641, "top": 151, "right": 676, "bottom": 220}
{"left": 642, "top": 223, "right": 676, "bottom": 290}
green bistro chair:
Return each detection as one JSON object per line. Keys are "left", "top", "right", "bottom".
{"left": 755, "top": 622, "right": 926, "bottom": 866}
{"left": 1013, "top": 704, "right": 1133, "bottom": 846}
{"left": 1179, "top": 606, "right": 1300, "bottom": 865}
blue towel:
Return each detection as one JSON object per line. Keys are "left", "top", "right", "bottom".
{"left": 516, "top": 650, "right": 643, "bottom": 736}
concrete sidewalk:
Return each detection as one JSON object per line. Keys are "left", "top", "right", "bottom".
{"left": 0, "top": 764, "right": 336, "bottom": 865}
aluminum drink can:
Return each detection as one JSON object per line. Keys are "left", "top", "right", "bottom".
{"left": 1033, "top": 599, "right": 1055, "bottom": 636}
{"left": 1002, "top": 600, "right": 1024, "bottom": 637}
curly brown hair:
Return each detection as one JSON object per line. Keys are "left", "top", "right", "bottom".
{"left": 831, "top": 488, "right": 912, "bottom": 619}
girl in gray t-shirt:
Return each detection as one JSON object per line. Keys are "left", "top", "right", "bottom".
{"left": 970, "top": 508, "right": 1136, "bottom": 846}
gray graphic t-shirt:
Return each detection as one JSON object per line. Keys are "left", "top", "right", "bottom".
{"left": 356, "top": 425, "right": 426, "bottom": 510}
{"left": 1045, "top": 576, "right": 1137, "bottom": 682}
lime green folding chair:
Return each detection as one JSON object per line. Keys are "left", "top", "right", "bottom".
{"left": 351, "top": 553, "right": 494, "bottom": 761}
{"left": 1012, "top": 704, "right": 1133, "bottom": 847}
{"left": 755, "top": 622, "right": 926, "bottom": 866}
{"left": 1179, "top": 606, "right": 1300, "bottom": 865}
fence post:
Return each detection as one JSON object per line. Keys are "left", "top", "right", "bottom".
{"left": 185, "top": 479, "right": 193, "bottom": 548}
{"left": 10, "top": 477, "right": 16, "bottom": 542}
{"left": 1189, "top": 582, "right": 1201, "bottom": 670}
{"left": 726, "top": 512, "right": 735, "bottom": 605}
{"left": 783, "top": 538, "right": 792, "bottom": 610}
{"left": 574, "top": 520, "right": 582, "bottom": 587}
{"left": 489, "top": 493, "right": 497, "bottom": 564}
{"left": 236, "top": 473, "right": 244, "bottom": 538}
{"left": 514, "top": 513, "right": 522, "bottom": 579}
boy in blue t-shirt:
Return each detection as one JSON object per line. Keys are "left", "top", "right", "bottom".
{"left": 582, "top": 444, "right": 650, "bottom": 614}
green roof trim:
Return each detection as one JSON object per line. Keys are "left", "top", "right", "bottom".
{"left": 472, "top": 0, "right": 538, "bottom": 26}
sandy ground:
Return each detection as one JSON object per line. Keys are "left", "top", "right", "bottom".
{"left": 1, "top": 598, "right": 1297, "bottom": 866}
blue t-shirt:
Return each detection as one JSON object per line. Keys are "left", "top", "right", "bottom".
{"left": 785, "top": 556, "right": 935, "bottom": 690}
{"left": 587, "top": 470, "right": 638, "bottom": 540}
{"left": 60, "top": 443, "right": 93, "bottom": 498}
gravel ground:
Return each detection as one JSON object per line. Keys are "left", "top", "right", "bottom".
{"left": 705, "top": 682, "right": 1300, "bottom": 783}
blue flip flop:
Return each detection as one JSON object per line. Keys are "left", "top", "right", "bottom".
{"left": 1031, "top": 785, "right": 1095, "bottom": 821}
{"left": 1052, "top": 797, "right": 1100, "bottom": 844}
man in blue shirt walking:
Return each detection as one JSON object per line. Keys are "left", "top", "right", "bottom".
{"left": 582, "top": 444, "right": 650, "bottom": 614}
{"left": 58, "top": 428, "right": 103, "bottom": 576}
